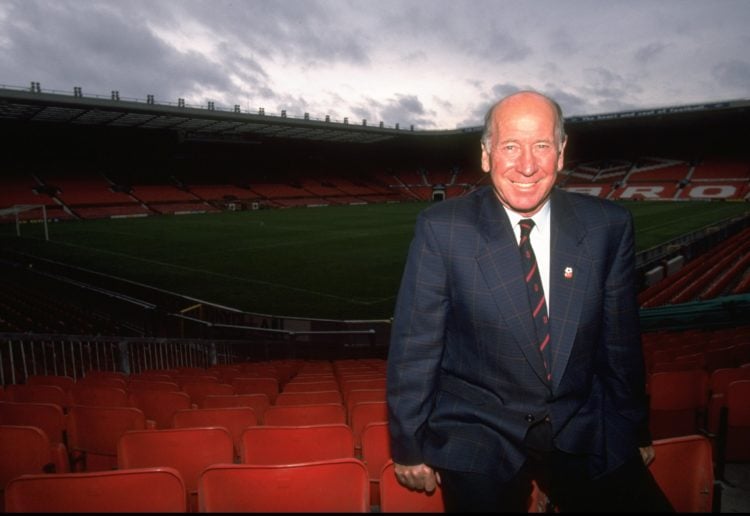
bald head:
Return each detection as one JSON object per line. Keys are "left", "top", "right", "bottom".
{"left": 481, "top": 91, "right": 566, "bottom": 152}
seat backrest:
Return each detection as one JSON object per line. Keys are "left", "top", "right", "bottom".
{"left": 346, "top": 388, "right": 387, "bottom": 424}
{"left": 129, "top": 373, "right": 174, "bottom": 383}
{"left": 180, "top": 381, "right": 234, "bottom": 406}
{"left": 0, "top": 425, "right": 53, "bottom": 493}
{"left": 241, "top": 424, "right": 354, "bottom": 465}
{"left": 231, "top": 377, "right": 279, "bottom": 403}
{"left": 171, "top": 374, "right": 219, "bottom": 388}
{"left": 199, "top": 393, "right": 270, "bottom": 423}
{"left": 69, "top": 384, "right": 130, "bottom": 408}
{"left": 361, "top": 421, "right": 391, "bottom": 480}
{"left": 360, "top": 421, "right": 392, "bottom": 507}
{"left": 118, "top": 427, "right": 234, "bottom": 510}
{"left": 127, "top": 389, "right": 192, "bottom": 429}
{"left": 5, "top": 384, "right": 69, "bottom": 408}
{"left": 350, "top": 400, "right": 388, "bottom": 450}
{"left": 709, "top": 367, "right": 750, "bottom": 397}
{"left": 282, "top": 380, "right": 340, "bottom": 393}
{"left": 275, "top": 390, "right": 342, "bottom": 406}
{"left": 724, "top": 379, "right": 750, "bottom": 462}
{"left": 342, "top": 377, "right": 387, "bottom": 402}
{"left": 649, "top": 369, "right": 709, "bottom": 439}
{"left": 26, "top": 374, "right": 75, "bottom": 391}
{"left": 126, "top": 379, "right": 181, "bottom": 392}
{"left": 379, "top": 460, "right": 445, "bottom": 513}
{"left": 649, "top": 369, "right": 709, "bottom": 410}
{"left": 171, "top": 406, "right": 258, "bottom": 457}
{"left": 67, "top": 405, "right": 147, "bottom": 471}
{"left": 4, "top": 466, "right": 187, "bottom": 512}
{"left": 77, "top": 375, "right": 128, "bottom": 389}
{"left": 263, "top": 403, "right": 346, "bottom": 426}
{"left": 726, "top": 379, "right": 750, "bottom": 426}
{"left": 198, "top": 459, "right": 370, "bottom": 512}
{"left": 0, "top": 401, "right": 66, "bottom": 444}
{"left": 649, "top": 434, "right": 714, "bottom": 513}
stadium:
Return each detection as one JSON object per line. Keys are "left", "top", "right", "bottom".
{"left": 0, "top": 83, "right": 748, "bottom": 512}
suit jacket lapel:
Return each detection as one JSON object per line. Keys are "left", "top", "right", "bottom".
{"left": 549, "top": 189, "right": 591, "bottom": 390}
{"left": 475, "top": 189, "right": 550, "bottom": 385}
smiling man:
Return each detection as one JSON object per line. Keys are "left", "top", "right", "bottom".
{"left": 386, "top": 91, "right": 674, "bottom": 512}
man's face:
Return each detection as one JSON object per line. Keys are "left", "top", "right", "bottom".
{"left": 481, "top": 94, "right": 566, "bottom": 217}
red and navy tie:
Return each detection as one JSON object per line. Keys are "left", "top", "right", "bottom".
{"left": 519, "top": 219, "right": 551, "bottom": 382}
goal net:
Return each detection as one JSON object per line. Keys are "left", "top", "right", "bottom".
{"left": 0, "top": 204, "right": 49, "bottom": 240}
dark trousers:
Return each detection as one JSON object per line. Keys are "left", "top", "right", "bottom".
{"left": 437, "top": 422, "right": 675, "bottom": 513}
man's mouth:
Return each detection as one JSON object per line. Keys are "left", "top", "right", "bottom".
{"left": 511, "top": 180, "right": 538, "bottom": 189}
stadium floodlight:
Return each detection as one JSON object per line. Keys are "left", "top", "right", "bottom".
{"left": 0, "top": 205, "right": 49, "bottom": 241}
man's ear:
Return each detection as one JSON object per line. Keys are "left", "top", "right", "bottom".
{"left": 557, "top": 136, "right": 568, "bottom": 170}
{"left": 481, "top": 143, "right": 491, "bottom": 173}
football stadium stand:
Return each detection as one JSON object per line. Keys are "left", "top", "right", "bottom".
{"left": 0, "top": 85, "right": 749, "bottom": 512}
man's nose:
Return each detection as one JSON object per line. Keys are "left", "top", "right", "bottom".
{"left": 517, "top": 147, "right": 536, "bottom": 175}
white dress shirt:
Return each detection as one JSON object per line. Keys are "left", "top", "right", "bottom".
{"left": 503, "top": 201, "right": 552, "bottom": 316}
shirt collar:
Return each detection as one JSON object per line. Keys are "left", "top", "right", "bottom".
{"left": 502, "top": 198, "right": 551, "bottom": 236}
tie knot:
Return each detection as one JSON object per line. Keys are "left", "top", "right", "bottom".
{"left": 519, "top": 219, "right": 535, "bottom": 238}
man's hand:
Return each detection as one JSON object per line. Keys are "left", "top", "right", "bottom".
{"left": 393, "top": 462, "right": 441, "bottom": 492}
{"left": 639, "top": 445, "right": 655, "bottom": 466}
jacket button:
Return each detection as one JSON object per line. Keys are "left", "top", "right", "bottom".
{"left": 525, "top": 414, "right": 535, "bottom": 423}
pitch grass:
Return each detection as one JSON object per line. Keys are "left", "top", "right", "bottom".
{"left": 1, "top": 200, "right": 747, "bottom": 320}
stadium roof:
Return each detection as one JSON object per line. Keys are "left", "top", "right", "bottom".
{"left": 1, "top": 84, "right": 748, "bottom": 155}
{"left": 0, "top": 85, "right": 468, "bottom": 145}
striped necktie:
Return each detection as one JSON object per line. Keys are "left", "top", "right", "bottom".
{"left": 519, "top": 219, "right": 551, "bottom": 382}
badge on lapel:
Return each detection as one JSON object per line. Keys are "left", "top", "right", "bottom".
{"left": 564, "top": 266, "right": 573, "bottom": 279}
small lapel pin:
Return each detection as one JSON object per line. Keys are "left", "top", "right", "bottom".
{"left": 564, "top": 266, "right": 573, "bottom": 279}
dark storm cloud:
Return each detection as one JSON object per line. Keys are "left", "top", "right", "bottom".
{"left": 1, "top": 0, "right": 749, "bottom": 129}
{"left": 634, "top": 42, "right": 668, "bottom": 64}
{"left": 712, "top": 60, "right": 750, "bottom": 93}
{"left": 0, "top": 0, "right": 235, "bottom": 101}
{"left": 163, "top": 0, "right": 371, "bottom": 67}
{"left": 0, "top": 0, "right": 370, "bottom": 103}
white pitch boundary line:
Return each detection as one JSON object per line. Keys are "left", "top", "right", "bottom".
{"left": 46, "top": 238, "right": 396, "bottom": 307}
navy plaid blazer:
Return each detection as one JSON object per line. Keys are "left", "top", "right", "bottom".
{"left": 386, "top": 185, "right": 648, "bottom": 480}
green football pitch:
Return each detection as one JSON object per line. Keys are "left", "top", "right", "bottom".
{"left": 1, "top": 200, "right": 747, "bottom": 320}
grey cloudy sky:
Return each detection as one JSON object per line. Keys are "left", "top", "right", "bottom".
{"left": 1, "top": 0, "right": 748, "bottom": 130}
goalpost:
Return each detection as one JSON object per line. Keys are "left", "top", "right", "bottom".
{"left": 0, "top": 204, "right": 49, "bottom": 240}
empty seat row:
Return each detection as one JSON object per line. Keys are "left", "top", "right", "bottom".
{"left": 2, "top": 430, "right": 716, "bottom": 513}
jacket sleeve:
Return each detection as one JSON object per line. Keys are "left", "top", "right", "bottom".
{"left": 600, "top": 209, "right": 652, "bottom": 447}
{"left": 386, "top": 212, "right": 449, "bottom": 465}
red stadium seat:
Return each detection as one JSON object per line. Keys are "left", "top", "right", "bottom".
{"left": 198, "top": 459, "right": 370, "bottom": 512}
{"left": 360, "top": 421, "right": 391, "bottom": 507}
{"left": 127, "top": 389, "right": 192, "bottom": 429}
{"left": 198, "top": 393, "right": 270, "bottom": 423}
{"left": 231, "top": 376, "right": 279, "bottom": 404}
{"left": 240, "top": 424, "right": 354, "bottom": 465}
{"left": 4, "top": 466, "right": 187, "bottom": 512}
{"left": 275, "top": 390, "right": 343, "bottom": 406}
{"left": 67, "top": 405, "right": 147, "bottom": 471}
{"left": 649, "top": 434, "right": 716, "bottom": 513}
{"left": 171, "top": 406, "right": 258, "bottom": 459}
{"left": 0, "top": 425, "right": 57, "bottom": 507}
{"left": 262, "top": 403, "right": 346, "bottom": 426}
{"left": 117, "top": 426, "right": 234, "bottom": 511}
{"left": 648, "top": 369, "right": 709, "bottom": 439}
